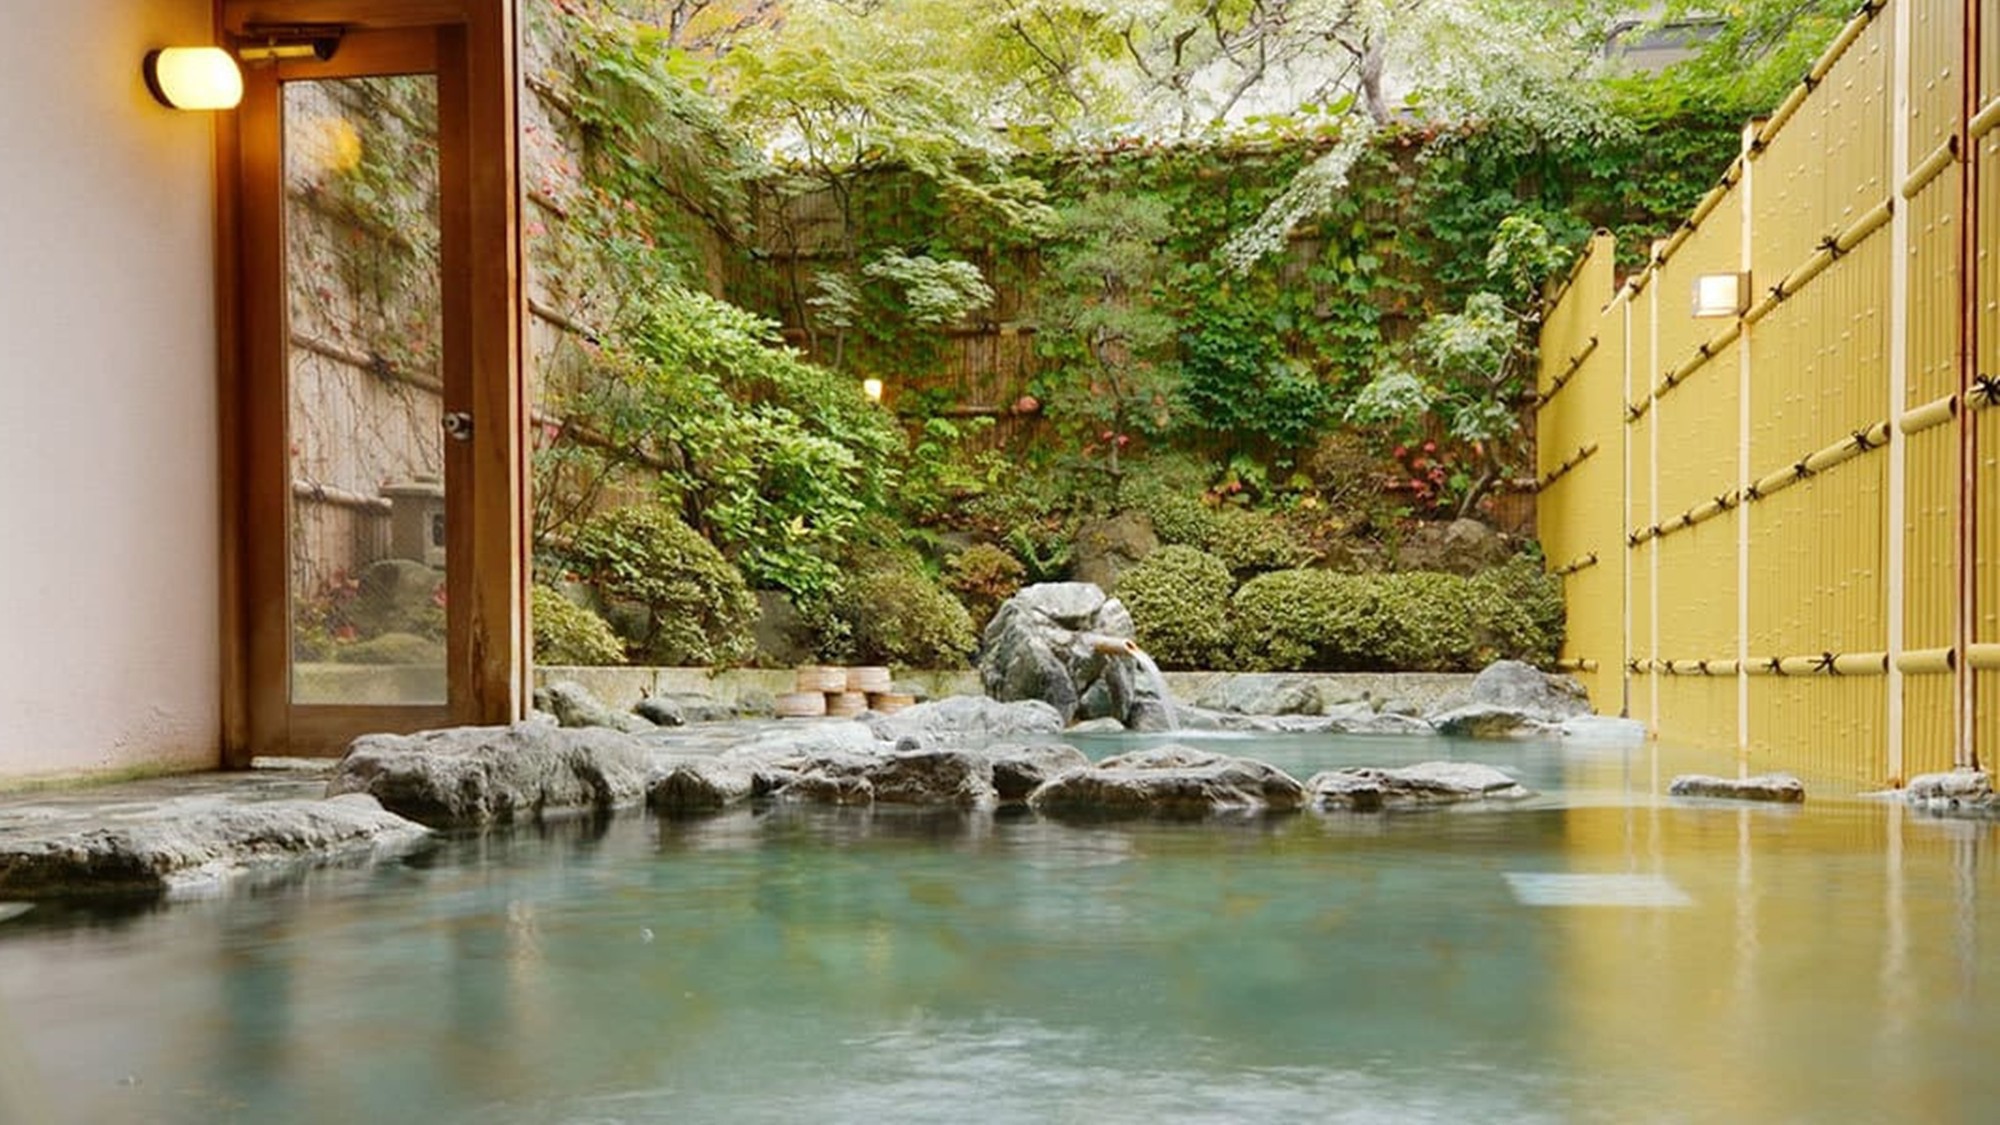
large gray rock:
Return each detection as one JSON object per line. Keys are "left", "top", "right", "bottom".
{"left": 868, "top": 696, "right": 1064, "bottom": 746}
{"left": 1430, "top": 703, "right": 1550, "bottom": 739}
{"left": 1428, "top": 660, "right": 1593, "bottom": 737}
{"left": 985, "top": 742, "right": 1091, "bottom": 802}
{"left": 648, "top": 758, "right": 759, "bottom": 812}
{"left": 868, "top": 750, "right": 998, "bottom": 809}
{"left": 1902, "top": 770, "right": 2000, "bottom": 819}
{"left": 1309, "top": 762, "right": 1532, "bottom": 811}
{"left": 542, "top": 680, "right": 652, "bottom": 734}
{"left": 1392, "top": 518, "right": 1511, "bottom": 576}
{"left": 1453, "top": 660, "right": 1592, "bottom": 719}
{"left": 1072, "top": 512, "right": 1160, "bottom": 591}
{"left": 1904, "top": 769, "right": 1992, "bottom": 803}
{"left": 328, "top": 722, "right": 653, "bottom": 827}
{"left": 636, "top": 693, "right": 739, "bottom": 727}
{"left": 1668, "top": 773, "right": 1806, "bottom": 803}
{"left": 0, "top": 794, "right": 430, "bottom": 898}
{"left": 1028, "top": 745, "right": 1306, "bottom": 818}
{"left": 978, "top": 583, "right": 1169, "bottom": 727}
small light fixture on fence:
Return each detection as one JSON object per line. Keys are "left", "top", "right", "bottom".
{"left": 142, "top": 47, "right": 243, "bottom": 110}
{"left": 862, "top": 378, "right": 885, "bottom": 402}
{"left": 1691, "top": 271, "right": 1751, "bottom": 318}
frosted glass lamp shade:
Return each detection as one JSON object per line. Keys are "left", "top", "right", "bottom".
{"left": 144, "top": 47, "right": 243, "bottom": 110}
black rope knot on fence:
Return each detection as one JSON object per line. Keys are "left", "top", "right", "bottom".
{"left": 1972, "top": 374, "right": 2000, "bottom": 407}
{"left": 1793, "top": 460, "right": 1814, "bottom": 480}
{"left": 1716, "top": 492, "right": 1736, "bottom": 511}
{"left": 1818, "top": 234, "right": 1844, "bottom": 258}
{"left": 1814, "top": 652, "right": 1839, "bottom": 675}
{"left": 1767, "top": 657, "right": 1786, "bottom": 675}
{"left": 1850, "top": 427, "right": 1880, "bottom": 452}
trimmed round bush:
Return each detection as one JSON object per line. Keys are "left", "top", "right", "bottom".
{"left": 1114, "top": 546, "right": 1236, "bottom": 669}
{"left": 1132, "top": 489, "right": 1220, "bottom": 550}
{"left": 822, "top": 563, "right": 977, "bottom": 668}
{"left": 1207, "top": 506, "right": 1314, "bottom": 574}
{"left": 566, "top": 506, "right": 758, "bottom": 667}
{"left": 1232, "top": 561, "right": 1566, "bottom": 672}
{"left": 1468, "top": 557, "right": 1565, "bottom": 666}
{"left": 1230, "top": 569, "right": 1386, "bottom": 672}
{"left": 531, "top": 585, "right": 625, "bottom": 666}
{"left": 1375, "top": 571, "right": 1478, "bottom": 671}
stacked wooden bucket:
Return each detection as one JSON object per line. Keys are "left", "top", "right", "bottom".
{"left": 776, "top": 666, "right": 915, "bottom": 718}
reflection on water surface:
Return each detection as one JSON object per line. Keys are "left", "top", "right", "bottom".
{"left": 0, "top": 735, "right": 1994, "bottom": 1124}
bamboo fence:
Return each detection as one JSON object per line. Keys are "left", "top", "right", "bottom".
{"left": 1537, "top": 0, "right": 1996, "bottom": 784}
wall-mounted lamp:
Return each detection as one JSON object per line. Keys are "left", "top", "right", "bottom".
{"left": 142, "top": 47, "right": 243, "bottom": 110}
{"left": 1691, "top": 271, "right": 1751, "bottom": 318}
{"left": 862, "top": 378, "right": 885, "bottom": 402}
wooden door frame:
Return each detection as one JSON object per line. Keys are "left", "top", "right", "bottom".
{"left": 215, "top": 0, "right": 526, "bottom": 764}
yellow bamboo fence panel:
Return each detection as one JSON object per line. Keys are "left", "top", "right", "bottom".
{"left": 1623, "top": 283, "right": 1656, "bottom": 726}
{"left": 1976, "top": 5, "right": 1997, "bottom": 775}
{"left": 1536, "top": 0, "right": 1988, "bottom": 786}
{"left": 1538, "top": 234, "right": 1622, "bottom": 706}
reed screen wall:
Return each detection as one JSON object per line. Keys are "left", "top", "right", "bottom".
{"left": 1537, "top": 0, "right": 1996, "bottom": 786}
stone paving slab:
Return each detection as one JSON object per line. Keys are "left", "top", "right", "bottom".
{"left": 0, "top": 761, "right": 435, "bottom": 900}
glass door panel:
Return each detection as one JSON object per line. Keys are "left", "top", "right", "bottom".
{"left": 282, "top": 74, "right": 447, "bottom": 706}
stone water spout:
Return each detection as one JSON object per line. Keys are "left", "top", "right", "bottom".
{"left": 1074, "top": 632, "right": 1177, "bottom": 730}
{"left": 1079, "top": 632, "right": 1141, "bottom": 659}
{"left": 977, "top": 583, "right": 1178, "bottom": 731}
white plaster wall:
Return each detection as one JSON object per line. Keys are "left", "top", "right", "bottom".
{"left": 0, "top": 0, "right": 221, "bottom": 779}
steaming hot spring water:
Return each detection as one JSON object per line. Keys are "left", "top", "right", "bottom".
{"left": 2, "top": 703, "right": 1997, "bottom": 1125}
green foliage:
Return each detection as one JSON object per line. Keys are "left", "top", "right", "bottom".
{"left": 1232, "top": 570, "right": 1386, "bottom": 672}
{"left": 565, "top": 506, "right": 759, "bottom": 667}
{"left": 1207, "top": 507, "right": 1317, "bottom": 574}
{"left": 944, "top": 543, "right": 1026, "bottom": 633}
{"left": 1469, "top": 556, "right": 1567, "bottom": 666}
{"left": 551, "top": 4, "right": 758, "bottom": 296}
{"left": 1373, "top": 572, "right": 1481, "bottom": 671}
{"left": 1638, "top": 1, "right": 1858, "bottom": 119}
{"left": 819, "top": 561, "right": 978, "bottom": 668}
{"left": 1232, "top": 563, "right": 1561, "bottom": 672}
{"left": 897, "top": 415, "right": 1005, "bottom": 525}
{"left": 1115, "top": 547, "right": 1237, "bottom": 669}
{"left": 1131, "top": 488, "right": 1220, "bottom": 551}
{"left": 531, "top": 585, "right": 626, "bottom": 667}
{"left": 1178, "top": 299, "right": 1335, "bottom": 452}
{"left": 593, "top": 285, "right": 904, "bottom": 599}
{"left": 1035, "top": 191, "right": 1182, "bottom": 476}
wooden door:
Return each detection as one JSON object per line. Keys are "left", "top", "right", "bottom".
{"left": 219, "top": 2, "right": 525, "bottom": 761}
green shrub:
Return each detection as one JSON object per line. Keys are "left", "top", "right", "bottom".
{"left": 1468, "top": 557, "right": 1565, "bottom": 666}
{"left": 1375, "top": 571, "right": 1479, "bottom": 671}
{"left": 1114, "top": 546, "right": 1236, "bottom": 669}
{"left": 1130, "top": 488, "right": 1220, "bottom": 550}
{"left": 1231, "top": 569, "right": 1386, "bottom": 672}
{"left": 820, "top": 562, "right": 977, "bottom": 668}
{"left": 944, "top": 543, "right": 1026, "bottom": 633}
{"left": 1207, "top": 507, "right": 1315, "bottom": 574}
{"left": 531, "top": 585, "right": 625, "bottom": 666}
{"left": 1232, "top": 562, "right": 1565, "bottom": 672}
{"left": 566, "top": 506, "right": 758, "bottom": 667}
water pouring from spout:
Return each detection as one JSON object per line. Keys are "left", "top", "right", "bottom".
{"left": 1073, "top": 633, "right": 1178, "bottom": 730}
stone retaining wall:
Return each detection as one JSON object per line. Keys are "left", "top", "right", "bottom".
{"left": 533, "top": 667, "right": 1478, "bottom": 714}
